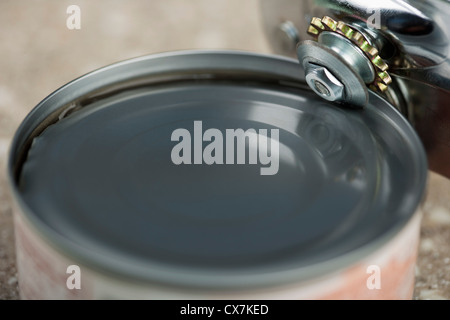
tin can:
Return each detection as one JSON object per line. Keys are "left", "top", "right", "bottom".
{"left": 7, "top": 51, "right": 427, "bottom": 299}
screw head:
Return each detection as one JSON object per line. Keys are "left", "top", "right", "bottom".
{"left": 305, "top": 64, "right": 345, "bottom": 102}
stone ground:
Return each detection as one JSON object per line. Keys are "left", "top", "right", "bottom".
{"left": 0, "top": 0, "right": 449, "bottom": 300}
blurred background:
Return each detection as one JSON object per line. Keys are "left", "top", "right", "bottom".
{"left": 0, "top": 0, "right": 449, "bottom": 300}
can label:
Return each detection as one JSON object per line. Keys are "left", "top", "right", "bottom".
{"left": 14, "top": 213, "right": 92, "bottom": 299}
{"left": 14, "top": 203, "right": 422, "bottom": 299}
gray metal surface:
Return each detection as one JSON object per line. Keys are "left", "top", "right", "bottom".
{"left": 8, "top": 51, "right": 427, "bottom": 289}
{"left": 304, "top": 63, "right": 345, "bottom": 102}
{"left": 261, "top": 0, "right": 450, "bottom": 71}
{"left": 318, "top": 32, "right": 375, "bottom": 84}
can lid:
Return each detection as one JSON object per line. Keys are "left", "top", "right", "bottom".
{"left": 12, "top": 51, "right": 427, "bottom": 289}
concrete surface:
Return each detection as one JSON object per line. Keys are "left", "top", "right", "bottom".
{"left": 0, "top": 0, "right": 449, "bottom": 300}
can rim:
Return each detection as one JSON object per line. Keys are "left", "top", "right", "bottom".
{"left": 7, "top": 50, "right": 428, "bottom": 290}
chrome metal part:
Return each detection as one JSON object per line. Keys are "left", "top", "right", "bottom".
{"left": 305, "top": 17, "right": 392, "bottom": 94}
{"left": 305, "top": 63, "right": 345, "bottom": 102}
{"left": 261, "top": 0, "right": 450, "bottom": 68}
{"left": 298, "top": 40, "right": 369, "bottom": 107}
{"left": 261, "top": 0, "right": 450, "bottom": 178}
{"left": 8, "top": 51, "right": 427, "bottom": 291}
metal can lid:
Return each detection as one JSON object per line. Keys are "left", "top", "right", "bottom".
{"left": 10, "top": 51, "right": 427, "bottom": 289}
